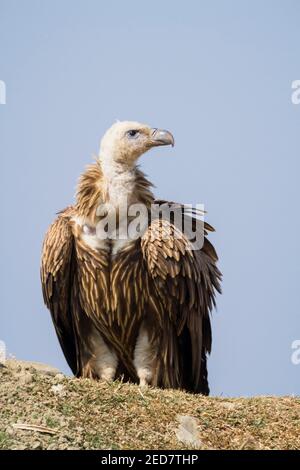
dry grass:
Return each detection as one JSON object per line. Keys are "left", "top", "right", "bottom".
{"left": 0, "top": 361, "right": 299, "bottom": 450}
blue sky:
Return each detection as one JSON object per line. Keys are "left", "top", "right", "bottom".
{"left": 0, "top": 0, "right": 299, "bottom": 396}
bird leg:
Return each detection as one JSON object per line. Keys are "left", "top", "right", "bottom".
{"left": 133, "top": 324, "right": 156, "bottom": 387}
{"left": 84, "top": 328, "right": 118, "bottom": 382}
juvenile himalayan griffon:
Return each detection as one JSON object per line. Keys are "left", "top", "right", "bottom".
{"left": 41, "top": 121, "right": 221, "bottom": 394}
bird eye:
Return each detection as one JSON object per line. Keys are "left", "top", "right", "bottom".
{"left": 127, "top": 130, "right": 139, "bottom": 139}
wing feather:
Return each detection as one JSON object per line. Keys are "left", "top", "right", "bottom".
{"left": 141, "top": 212, "right": 221, "bottom": 394}
{"left": 41, "top": 210, "right": 78, "bottom": 374}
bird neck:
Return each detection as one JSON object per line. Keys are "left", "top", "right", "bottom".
{"left": 99, "top": 153, "right": 136, "bottom": 184}
{"left": 75, "top": 159, "right": 154, "bottom": 224}
{"left": 99, "top": 154, "right": 137, "bottom": 210}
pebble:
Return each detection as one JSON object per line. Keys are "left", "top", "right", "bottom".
{"left": 19, "top": 372, "right": 33, "bottom": 385}
{"left": 54, "top": 373, "right": 65, "bottom": 382}
{"left": 32, "top": 441, "right": 42, "bottom": 450}
{"left": 51, "top": 384, "right": 66, "bottom": 396}
{"left": 47, "top": 443, "right": 58, "bottom": 450}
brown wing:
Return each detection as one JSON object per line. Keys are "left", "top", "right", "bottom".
{"left": 141, "top": 215, "right": 221, "bottom": 394}
{"left": 73, "top": 237, "right": 143, "bottom": 380}
{"left": 41, "top": 210, "right": 78, "bottom": 374}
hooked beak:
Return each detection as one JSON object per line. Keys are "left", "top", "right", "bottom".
{"left": 150, "top": 128, "right": 175, "bottom": 147}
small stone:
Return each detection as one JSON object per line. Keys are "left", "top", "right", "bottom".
{"left": 32, "top": 441, "right": 42, "bottom": 450}
{"left": 51, "top": 384, "right": 66, "bottom": 396}
{"left": 176, "top": 415, "right": 202, "bottom": 448}
{"left": 19, "top": 372, "right": 33, "bottom": 385}
{"left": 16, "top": 444, "right": 27, "bottom": 450}
{"left": 47, "top": 443, "right": 58, "bottom": 450}
{"left": 54, "top": 373, "right": 65, "bottom": 382}
{"left": 220, "top": 401, "right": 236, "bottom": 410}
{"left": 6, "top": 426, "right": 15, "bottom": 436}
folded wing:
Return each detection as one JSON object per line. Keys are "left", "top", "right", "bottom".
{"left": 141, "top": 210, "right": 221, "bottom": 393}
{"left": 41, "top": 210, "right": 78, "bottom": 374}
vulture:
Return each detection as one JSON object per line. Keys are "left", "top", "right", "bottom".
{"left": 41, "top": 121, "right": 221, "bottom": 394}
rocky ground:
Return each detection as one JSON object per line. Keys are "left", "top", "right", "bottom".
{"left": 0, "top": 359, "right": 299, "bottom": 450}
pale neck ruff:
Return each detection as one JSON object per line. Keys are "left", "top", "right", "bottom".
{"left": 99, "top": 153, "right": 137, "bottom": 208}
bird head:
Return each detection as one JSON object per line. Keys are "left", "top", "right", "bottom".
{"left": 99, "top": 121, "right": 174, "bottom": 167}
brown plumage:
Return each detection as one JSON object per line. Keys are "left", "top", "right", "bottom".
{"left": 41, "top": 121, "right": 221, "bottom": 394}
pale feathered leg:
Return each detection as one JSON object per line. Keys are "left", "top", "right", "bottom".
{"left": 82, "top": 327, "right": 118, "bottom": 382}
{"left": 134, "top": 324, "right": 157, "bottom": 387}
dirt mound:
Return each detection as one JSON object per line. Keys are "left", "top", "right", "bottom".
{"left": 0, "top": 360, "right": 299, "bottom": 450}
